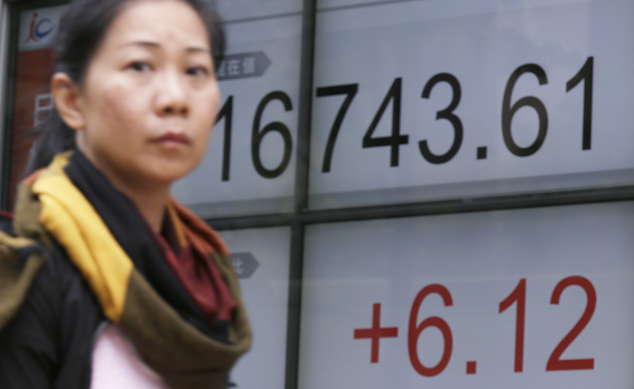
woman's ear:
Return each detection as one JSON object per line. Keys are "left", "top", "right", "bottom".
{"left": 51, "top": 72, "right": 86, "bottom": 130}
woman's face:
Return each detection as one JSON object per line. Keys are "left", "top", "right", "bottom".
{"left": 72, "top": 0, "right": 219, "bottom": 190}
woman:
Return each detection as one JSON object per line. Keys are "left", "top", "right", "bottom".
{"left": 0, "top": 0, "right": 251, "bottom": 388}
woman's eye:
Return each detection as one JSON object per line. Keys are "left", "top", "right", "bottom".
{"left": 127, "top": 61, "right": 151, "bottom": 72}
{"left": 186, "top": 66, "right": 209, "bottom": 77}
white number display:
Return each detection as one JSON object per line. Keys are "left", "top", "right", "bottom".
{"left": 171, "top": 12, "right": 302, "bottom": 217}
{"left": 299, "top": 201, "right": 634, "bottom": 388}
{"left": 309, "top": 0, "right": 634, "bottom": 209}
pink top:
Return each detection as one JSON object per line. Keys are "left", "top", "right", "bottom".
{"left": 90, "top": 325, "right": 169, "bottom": 389}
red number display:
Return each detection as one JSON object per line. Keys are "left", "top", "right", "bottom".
{"left": 546, "top": 276, "right": 596, "bottom": 371}
{"left": 407, "top": 284, "right": 453, "bottom": 377}
{"left": 354, "top": 276, "right": 596, "bottom": 377}
{"left": 499, "top": 278, "right": 526, "bottom": 372}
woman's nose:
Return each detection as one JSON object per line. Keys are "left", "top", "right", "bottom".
{"left": 155, "top": 70, "right": 189, "bottom": 117}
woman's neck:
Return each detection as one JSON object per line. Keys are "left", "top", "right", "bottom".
{"left": 125, "top": 187, "right": 169, "bottom": 233}
{"left": 110, "top": 180, "right": 170, "bottom": 233}
{"left": 81, "top": 159, "right": 170, "bottom": 232}
{"left": 74, "top": 146, "right": 172, "bottom": 233}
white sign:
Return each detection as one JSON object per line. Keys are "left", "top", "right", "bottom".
{"left": 317, "top": 0, "right": 402, "bottom": 9}
{"left": 18, "top": 5, "right": 66, "bottom": 52}
{"left": 299, "top": 201, "right": 634, "bottom": 388}
{"left": 309, "top": 0, "right": 634, "bottom": 208}
{"left": 172, "top": 12, "right": 302, "bottom": 217}
{"left": 216, "top": 0, "right": 302, "bottom": 21}
{"left": 218, "top": 227, "right": 291, "bottom": 389}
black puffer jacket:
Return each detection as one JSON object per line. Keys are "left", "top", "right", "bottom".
{"left": 0, "top": 238, "right": 104, "bottom": 388}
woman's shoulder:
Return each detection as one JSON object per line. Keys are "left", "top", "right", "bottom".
{"left": 0, "top": 228, "right": 103, "bottom": 341}
{"left": 0, "top": 231, "right": 104, "bottom": 389}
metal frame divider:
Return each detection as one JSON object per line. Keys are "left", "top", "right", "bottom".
{"left": 0, "top": 2, "right": 9, "bottom": 197}
{"left": 1, "top": 0, "right": 20, "bottom": 210}
{"left": 285, "top": 0, "right": 315, "bottom": 388}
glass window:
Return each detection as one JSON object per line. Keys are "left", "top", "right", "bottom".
{"left": 172, "top": 0, "right": 304, "bottom": 218}
{"left": 309, "top": 0, "right": 634, "bottom": 209}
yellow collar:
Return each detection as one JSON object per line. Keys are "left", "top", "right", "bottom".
{"left": 32, "top": 152, "right": 132, "bottom": 323}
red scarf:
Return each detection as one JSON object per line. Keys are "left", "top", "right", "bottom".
{"left": 157, "top": 201, "right": 237, "bottom": 325}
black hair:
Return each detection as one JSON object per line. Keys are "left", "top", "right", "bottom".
{"left": 25, "top": 0, "right": 225, "bottom": 175}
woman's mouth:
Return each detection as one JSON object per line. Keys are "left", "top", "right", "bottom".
{"left": 152, "top": 132, "right": 191, "bottom": 147}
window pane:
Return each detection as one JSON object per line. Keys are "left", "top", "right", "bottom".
{"left": 171, "top": 3, "right": 303, "bottom": 217}
{"left": 219, "top": 226, "right": 291, "bottom": 388}
{"left": 309, "top": 0, "right": 634, "bottom": 209}
{"left": 300, "top": 202, "right": 634, "bottom": 387}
